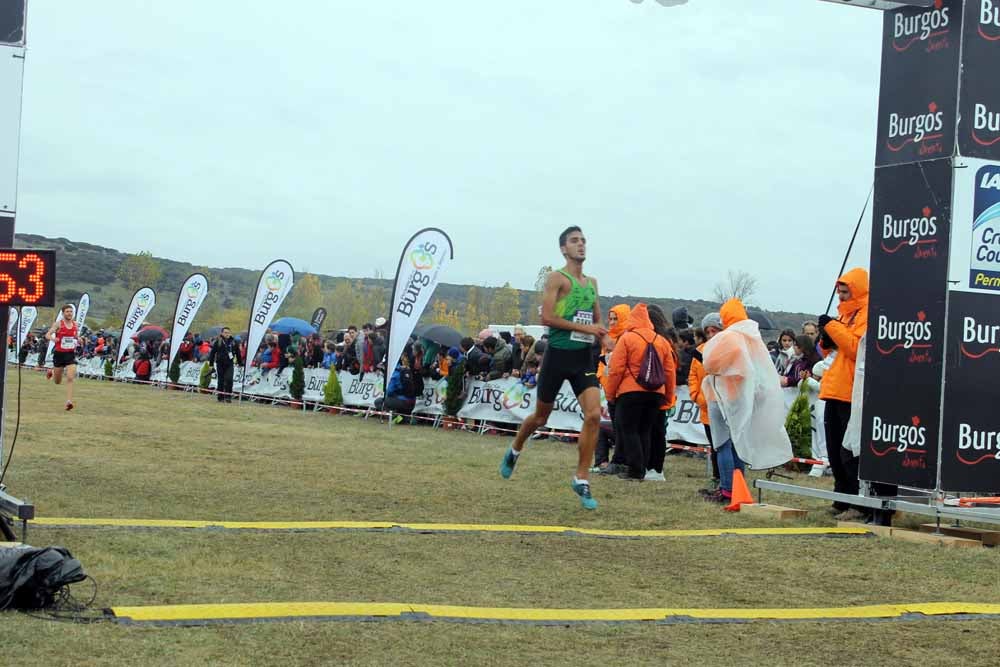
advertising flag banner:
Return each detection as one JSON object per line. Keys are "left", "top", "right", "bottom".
{"left": 116, "top": 287, "right": 156, "bottom": 363}
{"left": 7, "top": 307, "right": 15, "bottom": 336}
{"left": 74, "top": 293, "right": 90, "bottom": 329}
{"left": 168, "top": 273, "right": 209, "bottom": 367}
{"left": 242, "top": 260, "right": 295, "bottom": 385}
{"left": 310, "top": 307, "right": 327, "bottom": 331}
{"left": 17, "top": 305, "right": 35, "bottom": 349}
{"left": 386, "top": 228, "right": 454, "bottom": 377}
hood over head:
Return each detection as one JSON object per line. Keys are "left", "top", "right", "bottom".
{"left": 721, "top": 299, "right": 748, "bottom": 329}
{"left": 626, "top": 303, "right": 654, "bottom": 332}
{"left": 609, "top": 304, "right": 632, "bottom": 340}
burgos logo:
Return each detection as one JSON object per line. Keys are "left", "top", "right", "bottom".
{"left": 887, "top": 102, "right": 945, "bottom": 156}
{"left": 972, "top": 103, "right": 1000, "bottom": 147}
{"left": 869, "top": 415, "right": 928, "bottom": 467}
{"left": 265, "top": 271, "right": 285, "bottom": 292}
{"left": 959, "top": 315, "right": 1000, "bottom": 359}
{"left": 880, "top": 206, "right": 939, "bottom": 258}
{"left": 875, "top": 311, "right": 933, "bottom": 363}
{"left": 254, "top": 270, "right": 287, "bottom": 325}
{"left": 892, "top": 0, "right": 951, "bottom": 53}
{"left": 501, "top": 382, "right": 531, "bottom": 411}
{"left": 979, "top": 0, "right": 1000, "bottom": 41}
{"left": 397, "top": 241, "right": 440, "bottom": 317}
{"left": 137, "top": 293, "right": 151, "bottom": 309}
{"left": 957, "top": 423, "right": 1000, "bottom": 464}
{"left": 410, "top": 242, "right": 436, "bottom": 270}
{"left": 186, "top": 282, "right": 202, "bottom": 299}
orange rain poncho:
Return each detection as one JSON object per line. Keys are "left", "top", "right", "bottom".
{"left": 599, "top": 304, "right": 632, "bottom": 395}
{"left": 819, "top": 268, "right": 869, "bottom": 403}
{"left": 702, "top": 298, "right": 792, "bottom": 469}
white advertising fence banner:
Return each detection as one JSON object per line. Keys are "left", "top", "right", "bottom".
{"left": 667, "top": 385, "right": 711, "bottom": 446}
{"left": 168, "top": 273, "right": 209, "bottom": 367}
{"left": 16, "top": 305, "right": 36, "bottom": 349}
{"left": 243, "top": 260, "right": 294, "bottom": 386}
{"left": 117, "top": 287, "right": 156, "bottom": 362}
{"left": 75, "top": 292, "right": 90, "bottom": 329}
{"left": 14, "top": 353, "right": 716, "bottom": 441}
{"left": 386, "top": 228, "right": 454, "bottom": 375}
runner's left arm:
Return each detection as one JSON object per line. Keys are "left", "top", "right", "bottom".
{"left": 591, "top": 278, "right": 612, "bottom": 350}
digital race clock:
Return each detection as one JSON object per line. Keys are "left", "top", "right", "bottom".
{"left": 0, "top": 249, "right": 56, "bottom": 307}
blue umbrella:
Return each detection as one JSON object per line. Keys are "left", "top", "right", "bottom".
{"left": 270, "top": 317, "right": 317, "bottom": 336}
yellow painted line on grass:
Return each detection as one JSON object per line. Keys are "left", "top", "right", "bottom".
{"left": 108, "top": 601, "right": 1000, "bottom": 625}
{"left": 32, "top": 517, "right": 871, "bottom": 539}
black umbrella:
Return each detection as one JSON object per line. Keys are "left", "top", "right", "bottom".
{"left": 201, "top": 326, "right": 225, "bottom": 339}
{"left": 747, "top": 310, "right": 776, "bottom": 331}
{"left": 415, "top": 324, "right": 463, "bottom": 349}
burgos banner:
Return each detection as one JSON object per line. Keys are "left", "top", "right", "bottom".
{"left": 243, "top": 260, "right": 295, "bottom": 383}
{"left": 386, "top": 228, "right": 454, "bottom": 376}
{"left": 168, "top": 273, "right": 209, "bottom": 367}
{"left": 117, "top": 287, "right": 156, "bottom": 362}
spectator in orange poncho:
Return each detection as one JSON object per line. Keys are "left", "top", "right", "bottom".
{"left": 594, "top": 304, "right": 630, "bottom": 473}
{"left": 606, "top": 303, "right": 676, "bottom": 480}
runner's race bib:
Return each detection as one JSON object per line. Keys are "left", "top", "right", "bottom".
{"left": 570, "top": 310, "right": 595, "bottom": 344}
{"left": 60, "top": 337, "right": 76, "bottom": 349}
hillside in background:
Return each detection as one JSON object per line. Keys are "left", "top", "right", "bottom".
{"left": 13, "top": 234, "right": 814, "bottom": 337}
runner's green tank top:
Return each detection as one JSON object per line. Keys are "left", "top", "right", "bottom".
{"left": 548, "top": 270, "right": 597, "bottom": 350}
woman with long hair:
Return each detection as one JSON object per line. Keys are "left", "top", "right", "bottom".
{"left": 644, "top": 304, "right": 679, "bottom": 481}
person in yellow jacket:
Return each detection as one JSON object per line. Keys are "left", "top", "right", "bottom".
{"left": 817, "top": 267, "right": 868, "bottom": 521}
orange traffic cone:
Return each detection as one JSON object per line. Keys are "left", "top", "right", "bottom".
{"left": 724, "top": 469, "right": 754, "bottom": 512}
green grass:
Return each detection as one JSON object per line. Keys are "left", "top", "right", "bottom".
{"left": 2, "top": 370, "right": 999, "bottom": 666}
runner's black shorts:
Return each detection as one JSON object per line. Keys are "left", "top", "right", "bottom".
{"left": 52, "top": 351, "right": 77, "bottom": 368}
{"left": 536, "top": 346, "right": 599, "bottom": 404}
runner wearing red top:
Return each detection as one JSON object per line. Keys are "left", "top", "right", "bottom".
{"left": 45, "top": 303, "right": 79, "bottom": 411}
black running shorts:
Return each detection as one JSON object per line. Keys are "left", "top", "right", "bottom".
{"left": 536, "top": 346, "right": 599, "bottom": 404}
{"left": 52, "top": 351, "right": 77, "bottom": 368}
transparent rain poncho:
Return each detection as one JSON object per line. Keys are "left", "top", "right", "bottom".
{"left": 701, "top": 319, "right": 793, "bottom": 470}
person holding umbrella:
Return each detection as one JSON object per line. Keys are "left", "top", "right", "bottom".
{"left": 209, "top": 327, "right": 243, "bottom": 403}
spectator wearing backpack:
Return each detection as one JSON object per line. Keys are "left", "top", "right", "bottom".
{"left": 605, "top": 303, "right": 677, "bottom": 480}
{"left": 645, "top": 305, "right": 680, "bottom": 481}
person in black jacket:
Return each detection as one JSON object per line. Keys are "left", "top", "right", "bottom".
{"left": 209, "top": 328, "right": 243, "bottom": 403}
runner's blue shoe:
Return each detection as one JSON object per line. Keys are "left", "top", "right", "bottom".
{"left": 499, "top": 446, "right": 518, "bottom": 479}
{"left": 571, "top": 480, "right": 598, "bottom": 510}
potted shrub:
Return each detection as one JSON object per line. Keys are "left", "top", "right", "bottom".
{"left": 323, "top": 366, "right": 343, "bottom": 413}
{"left": 443, "top": 357, "right": 466, "bottom": 429}
{"left": 199, "top": 362, "right": 213, "bottom": 394}
{"left": 289, "top": 354, "right": 305, "bottom": 408}
{"left": 168, "top": 355, "right": 182, "bottom": 388}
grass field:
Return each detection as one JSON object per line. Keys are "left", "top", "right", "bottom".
{"left": 2, "top": 370, "right": 999, "bottom": 666}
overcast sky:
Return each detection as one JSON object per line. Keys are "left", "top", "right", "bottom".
{"left": 13, "top": 0, "right": 881, "bottom": 314}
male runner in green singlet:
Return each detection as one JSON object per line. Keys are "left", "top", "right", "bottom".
{"left": 499, "top": 226, "right": 609, "bottom": 509}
